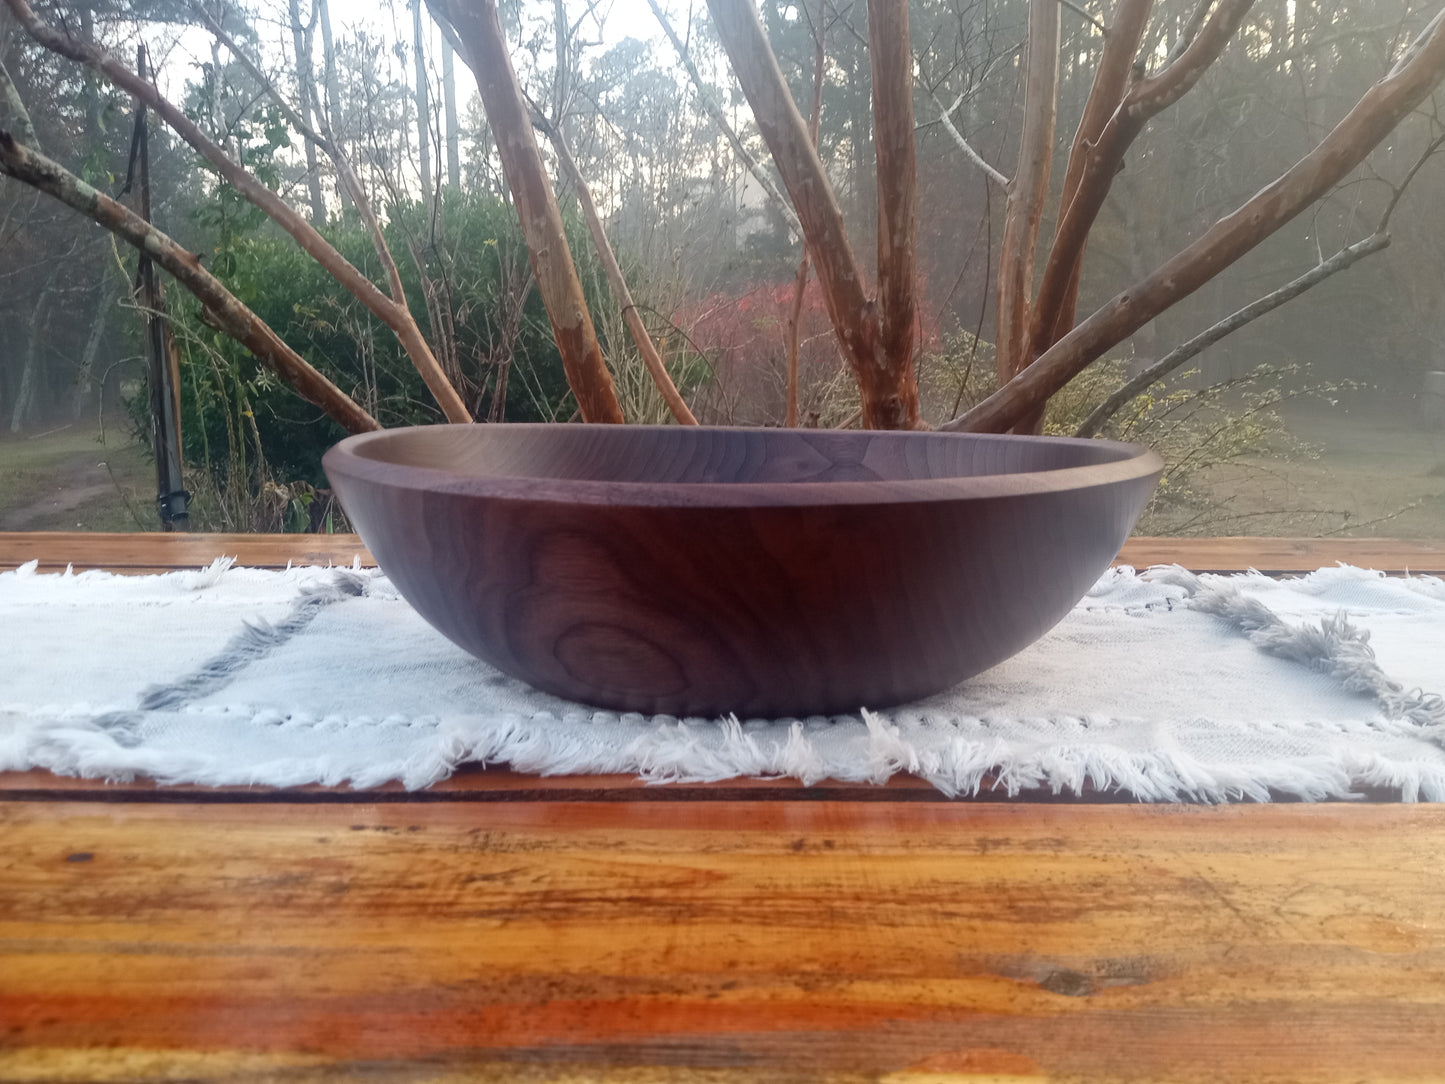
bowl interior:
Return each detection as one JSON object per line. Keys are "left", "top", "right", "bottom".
{"left": 346, "top": 425, "right": 1142, "bottom": 487}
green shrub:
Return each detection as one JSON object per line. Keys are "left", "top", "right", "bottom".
{"left": 130, "top": 191, "right": 622, "bottom": 527}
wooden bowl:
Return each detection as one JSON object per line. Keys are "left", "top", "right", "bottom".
{"left": 324, "top": 425, "right": 1162, "bottom": 717}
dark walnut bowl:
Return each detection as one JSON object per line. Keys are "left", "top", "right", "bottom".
{"left": 324, "top": 425, "right": 1162, "bottom": 718}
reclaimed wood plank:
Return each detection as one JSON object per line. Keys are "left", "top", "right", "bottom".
{"left": 0, "top": 766, "right": 1400, "bottom": 805}
{"left": 0, "top": 531, "right": 374, "bottom": 572}
{"left": 1117, "top": 535, "right": 1445, "bottom": 575}
{"left": 1, "top": 799, "right": 1442, "bottom": 1081}
{"left": 3, "top": 531, "right": 1444, "bottom": 575}
{"left": 0, "top": 766, "right": 960, "bottom": 803}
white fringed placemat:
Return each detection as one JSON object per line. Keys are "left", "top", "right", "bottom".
{"left": 2, "top": 558, "right": 1443, "bottom": 800}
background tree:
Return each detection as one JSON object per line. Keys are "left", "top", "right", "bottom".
{"left": 2, "top": 0, "right": 1445, "bottom": 532}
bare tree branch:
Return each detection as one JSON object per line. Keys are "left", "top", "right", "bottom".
{"left": 707, "top": 0, "right": 921, "bottom": 428}
{"left": 923, "top": 85, "right": 1010, "bottom": 189}
{"left": 785, "top": 0, "right": 828, "bottom": 428}
{"left": 1161, "top": 0, "right": 1216, "bottom": 69}
{"left": 1075, "top": 232, "right": 1391, "bottom": 438}
{"left": 945, "top": 7, "right": 1445, "bottom": 434}
{"left": 3, "top": 0, "right": 472, "bottom": 422}
{"left": 213, "top": 7, "right": 444, "bottom": 330}
{"left": 429, "top": 0, "right": 626, "bottom": 423}
{"left": 1028, "top": 0, "right": 1253, "bottom": 364}
{"left": 644, "top": 0, "right": 801, "bottom": 239}
{"left": 1056, "top": 0, "right": 1105, "bottom": 35}
{"left": 1077, "top": 120, "right": 1445, "bottom": 437}
{"left": 194, "top": 2, "right": 422, "bottom": 337}
{"left": 869, "top": 0, "right": 919, "bottom": 399}
{"left": 995, "top": 0, "right": 1059, "bottom": 397}
{"left": 1036, "top": 0, "right": 1153, "bottom": 348}
{"left": 533, "top": 108, "right": 698, "bottom": 425}
{"left": 1137, "top": 0, "right": 1255, "bottom": 110}
{"left": 0, "top": 129, "right": 380, "bottom": 434}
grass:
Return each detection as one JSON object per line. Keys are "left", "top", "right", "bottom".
{"left": 1145, "top": 396, "right": 1445, "bottom": 539}
{"left": 0, "top": 419, "right": 154, "bottom": 532}
{"left": 2, "top": 394, "right": 1443, "bottom": 539}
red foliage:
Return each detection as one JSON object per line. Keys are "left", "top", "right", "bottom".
{"left": 680, "top": 275, "right": 940, "bottom": 423}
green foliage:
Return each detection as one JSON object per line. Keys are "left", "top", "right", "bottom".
{"left": 916, "top": 331, "right": 998, "bottom": 427}
{"left": 129, "top": 190, "right": 615, "bottom": 527}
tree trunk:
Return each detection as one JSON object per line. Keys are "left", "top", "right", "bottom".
{"left": 705, "top": 0, "right": 920, "bottom": 429}
{"left": 645, "top": 0, "right": 801, "bottom": 238}
{"left": 317, "top": 0, "right": 350, "bottom": 211}
{"left": 71, "top": 275, "right": 114, "bottom": 419}
{"left": 785, "top": 0, "right": 827, "bottom": 429}
{"left": 540, "top": 116, "right": 698, "bottom": 425}
{"left": 413, "top": 0, "right": 431, "bottom": 195}
{"left": 70, "top": 278, "right": 113, "bottom": 419}
{"left": 429, "top": 0, "right": 625, "bottom": 423}
{"left": 442, "top": 37, "right": 460, "bottom": 188}
{"left": 867, "top": 0, "right": 919, "bottom": 407}
{"left": 288, "top": 0, "right": 327, "bottom": 226}
{"left": 9, "top": 264, "right": 58, "bottom": 433}
{"left": 994, "top": 0, "right": 1059, "bottom": 394}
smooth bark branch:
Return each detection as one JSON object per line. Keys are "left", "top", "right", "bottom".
{"left": 645, "top": 0, "right": 801, "bottom": 238}
{"left": 1143, "top": 0, "right": 1256, "bottom": 104}
{"left": 4, "top": 0, "right": 471, "bottom": 422}
{"left": 707, "top": 0, "right": 920, "bottom": 428}
{"left": 1056, "top": 0, "right": 1106, "bottom": 35}
{"left": 1028, "top": 0, "right": 1254, "bottom": 361}
{"left": 994, "top": 0, "right": 1059, "bottom": 387}
{"left": 198, "top": 10, "right": 465, "bottom": 425}
{"left": 1075, "top": 232, "right": 1392, "bottom": 438}
{"left": 0, "top": 130, "right": 379, "bottom": 434}
{"left": 868, "top": 0, "right": 919, "bottom": 391}
{"left": 1077, "top": 124, "right": 1445, "bottom": 438}
{"left": 926, "top": 87, "right": 1010, "bottom": 189}
{"left": 786, "top": 0, "right": 828, "bottom": 428}
{"left": 538, "top": 115, "right": 698, "bottom": 425}
{"left": 946, "top": 7, "right": 1445, "bottom": 435}
{"left": 1039, "top": 0, "right": 1153, "bottom": 346}
{"left": 432, "top": 0, "right": 625, "bottom": 423}
{"left": 0, "top": 56, "right": 39, "bottom": 149}
{"left": 1163, "top": 0, "right": 1217, "bottom": 68}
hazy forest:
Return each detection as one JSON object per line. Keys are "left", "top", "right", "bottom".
{"left": 1, "top": 0, "right": 1444, "bottom": 535}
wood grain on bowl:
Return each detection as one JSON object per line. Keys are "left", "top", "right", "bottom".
{"left": 324, "top": 426, "right": 1162, "bottom": 716}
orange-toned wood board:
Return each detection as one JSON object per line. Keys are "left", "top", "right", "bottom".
{"left": 2, "top": 799, "right": 1444, "bottom": 1081}
{"left": 3, "top": 530, "right": 1445, "bottom": 575}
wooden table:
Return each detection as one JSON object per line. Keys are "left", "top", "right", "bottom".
{"left": 3, "top": 533, "right": 1445, "bottom": 1082}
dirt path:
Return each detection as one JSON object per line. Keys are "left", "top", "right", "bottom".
{"left": 0, "top": 452, "right": 132, "bottom": 530}
{"left": 0, "top": 424, "right": 151, "bottom": 532}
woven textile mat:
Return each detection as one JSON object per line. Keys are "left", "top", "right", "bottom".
{"left": 3, "top": 559, "right": 1443, "bottom": 800}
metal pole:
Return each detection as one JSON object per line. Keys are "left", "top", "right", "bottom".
{"left": 134, "top": 45, "right": 189, "bottom": 530}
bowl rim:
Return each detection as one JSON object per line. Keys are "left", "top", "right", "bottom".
{"left": 323, "top": 424, "right": 1164, "bottom": 509}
